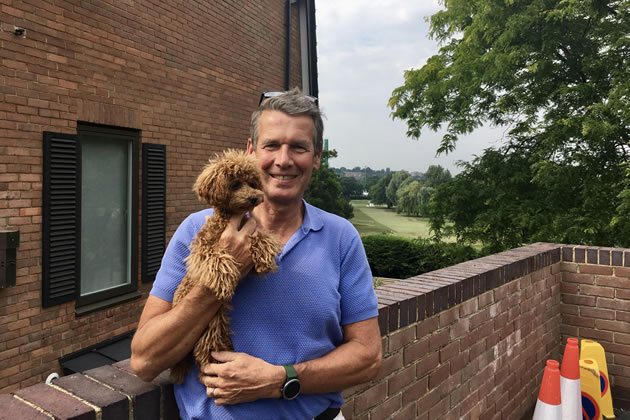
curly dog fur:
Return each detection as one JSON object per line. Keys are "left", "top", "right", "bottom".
{"left": 170, "top": 149, "right": 282, "bottom": 384}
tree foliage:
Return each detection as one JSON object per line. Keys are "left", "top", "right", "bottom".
{"left": 365, "top": 175, "right": 382, "bottom": 193}
{"left": 370, "top": 174, "right": 393, "bottom": 207}
{"left": 423, "top": 165, "right": 452, "bottom": 188}
{"left": 396, "top": 180, "right": 423, "bottom": 216}
{"left": 396, "top": 181, "right": 435, "bottom": 217}
{"left": 340, "top": 176, "right": 364, "bottom": 198}
{"left": 305, "top": 150, "right": 354, "bottom": 219}
{"left": 362, "top": 235, "right": 481, "bottom": 279}
{"left": 390, "top": 0, "right": 630, "bottom": 248}
{"left": 385, "top": 171, "right": 411, "bottom": 207}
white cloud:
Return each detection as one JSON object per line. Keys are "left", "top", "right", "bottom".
{"left": 316, "top": 0, "right": 503, "bottom": 174}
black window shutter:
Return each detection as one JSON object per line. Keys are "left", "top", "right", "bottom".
{"left": 142, "top": 143, "right": 166, "bottom": 283}
{"left": 42, "top": 132, "right": 79, "bottom": 307}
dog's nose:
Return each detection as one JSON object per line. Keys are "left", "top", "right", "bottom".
{"left": 249, "top": 196, "right": 258, "bottom": 205}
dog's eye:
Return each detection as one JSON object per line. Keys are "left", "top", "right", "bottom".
{"left": 231, "top": 181, "right": 242, "bottom": 191}
{"left": 248, "top": 182, "right": 258, "bottom": 189}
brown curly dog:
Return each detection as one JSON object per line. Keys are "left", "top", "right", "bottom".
{"left": 170, "top": 149, "right": 282, "bottom": 384}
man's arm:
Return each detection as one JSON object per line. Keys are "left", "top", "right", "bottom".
{"left": 199, "top": 316, "right": 382, "bottom": 405}
{"left": 131, "top": 213, "right": 257, "bottom": 382}
{"left": 130, "top": 288, "right": 223, "bottom": 382}
{"left": 296, "top": 316, "right": 382, "bottom": 393}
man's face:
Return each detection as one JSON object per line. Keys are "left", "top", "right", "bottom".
{"left": 247, "top": 110, "right": 321, "bottom": 206}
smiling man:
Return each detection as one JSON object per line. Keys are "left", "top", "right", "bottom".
{"left": 131, "top": 89, "right": 382, "bottom": 420}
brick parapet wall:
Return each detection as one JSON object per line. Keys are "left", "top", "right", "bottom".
{"left": 559, "top": 244, "right": 630, "bottom": 408}
{"left": 342, "top": 243, "right": 564, "bottom": 419}
{"left": 1, "top": 359, "right": 178, "bottom": 420}
{"left": 3, "top": 243, "right": 629, "bottom": 418}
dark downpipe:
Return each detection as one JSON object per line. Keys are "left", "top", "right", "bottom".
{"left": 306, "top": 0, "right": 319, "bottom": 98}
{"left": 284, "top": 0, "right": 291, "bottom": 90}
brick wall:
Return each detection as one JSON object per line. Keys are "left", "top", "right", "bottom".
{"left": 1, "top": 359, "right": 178, "bottom": 420}
{"left": 559, "top": 245, "right": 630, "bottom": 408}
{"left": 2, "top": 243, "right": 629, "bottom": 418}
{"left": 0, "top": 0, "right": 303, "bottom": 392}
{"left": 343, "top": 243, "right": 564, "bottom": 419}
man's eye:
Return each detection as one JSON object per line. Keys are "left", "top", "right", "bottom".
{"left": 293, "top": 144, "right": 309, "bottom": 152}
{"left": 231, "top": 181, "right": 242, "bottom": 191}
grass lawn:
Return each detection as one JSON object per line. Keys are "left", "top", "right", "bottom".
{"left": 350, "top": 200, "right": 434, "bottom": 239}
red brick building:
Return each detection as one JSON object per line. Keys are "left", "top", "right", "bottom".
{"left": 0, "top": 0, "right": 318, "bottom": 392}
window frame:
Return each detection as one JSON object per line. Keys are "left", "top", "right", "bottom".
{"left": 75, "top": 123, "right": 139, "bottom": 308}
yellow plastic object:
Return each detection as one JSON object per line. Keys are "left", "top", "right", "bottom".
{"left": 580, "top": 359, "right": 602, "bottom": 420}
{"left": 581, "top": 339, "right": 614, "bottom": 418}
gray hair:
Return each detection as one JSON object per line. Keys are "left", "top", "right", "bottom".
{"left": 250, "top": 88, "right": 324, "bottom": 155}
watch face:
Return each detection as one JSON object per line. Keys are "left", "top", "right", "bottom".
{"left": 283, "top": 378, "right": 301, "bottom": 400}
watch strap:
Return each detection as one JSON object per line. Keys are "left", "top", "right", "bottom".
{"left": 283, "top": 364, "right": 298, "bottom": 380}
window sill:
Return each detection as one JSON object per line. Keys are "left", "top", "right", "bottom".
{"left": 75, "top": 291, "right": 142, "bottom": 316}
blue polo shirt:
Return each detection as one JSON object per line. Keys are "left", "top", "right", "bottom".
{"left": 150, "top": 201, "right": 378, "bottom": 420}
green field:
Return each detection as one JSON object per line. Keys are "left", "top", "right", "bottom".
{"left": 350, "top": 200, "right": 434, "bottom": 238}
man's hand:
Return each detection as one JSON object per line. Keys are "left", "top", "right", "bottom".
{"left": 199, "top": 351, "right": 285, "bottom": 405}
{"left": 219, "top": 213, "right": 257, "bottom": 280}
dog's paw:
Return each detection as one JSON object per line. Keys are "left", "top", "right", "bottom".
{"left": 187, "top": 251, "right": 240, "bottom": 300}
{"left": 254, "top": 258, "right": 279, "bottom": 273}
{"left": 250, "top": 232, "right": 282, "bottom": 274}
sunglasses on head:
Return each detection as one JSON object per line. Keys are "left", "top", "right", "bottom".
{"left": 259, "top": 91, "right": 319, "bottom": 106}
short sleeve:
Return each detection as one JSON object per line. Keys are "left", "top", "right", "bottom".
{"left": 338, "top": 226, "right": 378, "bottom": 325}
{"left": 149, "top": 212, "right": 205, "bottom": 302}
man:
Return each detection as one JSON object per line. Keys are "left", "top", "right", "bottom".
{"left": 131, "top": 89, "right": 382, "bottom": 420}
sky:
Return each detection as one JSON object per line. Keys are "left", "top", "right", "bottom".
{"left": 315, "top": 1, "right": 506, "bottom": 174}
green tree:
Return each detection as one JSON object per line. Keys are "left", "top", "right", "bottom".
{"left": 365, "top": 175, "right": 382, "bottom": 195}
{"left": 613, "top": 161, "right": 630, "bottom": 239}
{"left": 385, "top": 171, "right": 411, "bottom": 207}
{"left": 370, "top": 174, "right": 393, "bottom": 207}
{"left": 340, "top": 176, "right": 364, "bottom": 198}
{"left": 396, "top": 180, "right": 423, "bottom": 216}
{"left": 305, "top": 150, "right": 354, "bottom": 219}
{"left": 417, "top": 185, "right": 435, "bottom": 217}
{"left": 390, "top": 0, "right": 630, "bottom": 248}
{"left": 423, "top": 165, "right": 452, "bottom": 188}
{"left": 428, "top": 149, "right": 538, "bottom": 251}
{"left": 362, "top": 235, "right": 482, "bottom": 279}
{"left": 397, "top": 181, "right": 436, "bottom": 217}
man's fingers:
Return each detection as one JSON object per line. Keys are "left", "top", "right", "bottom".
{"left": 225, "top": 213, "right": 256, "bottom": 234}
{"left": 239, "top": 217, "right": 257, "bottom": 236}
{"left": 226, "top": 213, "right": 246, "bottom": 231}
{"left": 211, "top": 350, "right": 238, "bottom": 363}
{"left": 199, "top": 363, "right": 215, "bottom": 376}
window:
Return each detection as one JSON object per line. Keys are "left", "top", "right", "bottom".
{"left": 42, "top": 124, "right": 158, "bottom": 311}
{"left": 76, "top": 124, "right": 138, "bottom": 306}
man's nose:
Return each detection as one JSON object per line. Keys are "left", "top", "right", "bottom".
{"left": 276, "top": 145, "right": 292, "bottom": 167}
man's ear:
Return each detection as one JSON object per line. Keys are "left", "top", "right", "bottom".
{"left": 313, "top": 150, "right": 322, "bottom": 170}
{"left": 247, "top": 138, "right": 255, "bottom": 154}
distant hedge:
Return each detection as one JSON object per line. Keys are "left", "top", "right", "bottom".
{"left": 361, "top": 235, "right": 482, "bottom": 279}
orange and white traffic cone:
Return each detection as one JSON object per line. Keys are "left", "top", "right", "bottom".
{"left": 533, "top": 360, "right": 562, "bottom": 420}
{"left": 560, "top": 338, "right": 581, "bottom": 420}
{"left": 580, "top": 358, "right": 603, "bottom": 420}
{"left": 581, "top": 340, "right": 614, "bottom": 419}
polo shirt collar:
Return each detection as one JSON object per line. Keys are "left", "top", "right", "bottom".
{"left": 301, "top": 200, "right": 323, "bottom": 233}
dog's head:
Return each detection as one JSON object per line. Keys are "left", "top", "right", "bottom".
{"left": 193, "top": 149, "right": 264, "bottom": 214}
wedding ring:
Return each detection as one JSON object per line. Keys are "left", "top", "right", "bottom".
{"left": 209, "top": 387, "right": 215, "bottom": 398}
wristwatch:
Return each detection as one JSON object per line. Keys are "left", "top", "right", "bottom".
{"left": 281, "top": 364, "right": 301, "bottom": 400}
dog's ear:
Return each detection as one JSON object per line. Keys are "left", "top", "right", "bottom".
{"left": 193, "top": 158, "right": 227, "bottom": 206}
{"left": 239, "top": 153, "right": 264, "bottom": 190}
